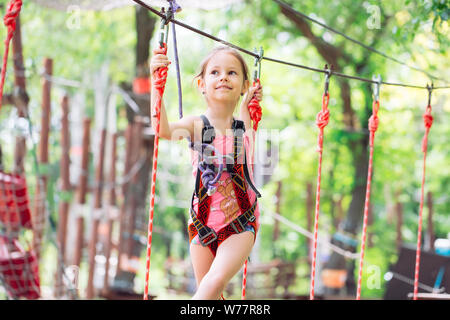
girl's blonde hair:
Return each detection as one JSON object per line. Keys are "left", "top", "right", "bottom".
{"left": 195, "top": 46, "right": 249, "bottom": 84}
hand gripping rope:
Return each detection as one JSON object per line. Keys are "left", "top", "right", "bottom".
{"left": 310, "top": 65, "right": 331, "bottom": 300}
{"left": 413, "top": 84, "right": 434, "bottom": 300}
{"left": 247, "top": 47, "right": 264, "bottom": 132}
{"left": 356, "top": 75, "right": 381, "bottom": 300}
{"left": 241, "top": 47, "right": 263, "bottom": 300}
{"left": 0, "top": 0, "right": 23, "bottom": 111}
{"left": 143, "top": 10, "right": 171, "bottom": 301}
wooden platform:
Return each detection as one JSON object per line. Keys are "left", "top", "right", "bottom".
{"left": 407, "top": 292, "right": 450, "bottom": 300}
{"left": 100, "top": 289, "right": 156, "bottom": 300}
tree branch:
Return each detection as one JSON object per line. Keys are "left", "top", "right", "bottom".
{"left": 278, "top": 4, "right": 356, "bottom": 128}
{"left": 278, "top": 5, "right": 346, "bottom": 67}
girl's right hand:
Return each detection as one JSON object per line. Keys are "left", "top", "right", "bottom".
{"left": 150, "top": 47, "right": 171, "bottom": 77}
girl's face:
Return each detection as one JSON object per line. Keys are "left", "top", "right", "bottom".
{"left": 199, "top": 51, "right": 249, "bottom": 104}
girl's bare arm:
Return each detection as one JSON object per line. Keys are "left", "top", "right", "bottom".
{"left": 239, "top": 83, "right": 263, "bottom": 132}
{"left": 150, "top": 48, "right": 197, "bottom": 141}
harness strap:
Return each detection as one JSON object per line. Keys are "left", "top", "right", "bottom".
{"left": 243, "top": 147, "right": 261, "bottom": 198}
{"left": 200, "top": 114, "right": 215, "bottom": 144}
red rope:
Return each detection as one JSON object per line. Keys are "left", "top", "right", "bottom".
{"left": 0, "top": 0, "right": 22, "bottom": 111}
{"left": 310, "top": 93, "right": 330, "bottom": 300}
{"left": 241, "top": 259, "right": 248, "bottom": 299}
{"left": 413, "top": 104, "right": 433, "bottom": 300}
{"left": 143, "top": 44, "right": 168, "bottom": 300}
{"left": 241, "top": 80, "right": 263, "bottom": 300}
{"left": 356, "top": 99, "right": 380, "bottom": 300}
{"left": 248, "top": 79, "right": 262, "bottom": 131}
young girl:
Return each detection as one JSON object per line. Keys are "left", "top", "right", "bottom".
{"left": 150, "top": 46, "right": 263, "bottom": 300}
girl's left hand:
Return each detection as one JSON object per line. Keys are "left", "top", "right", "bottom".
{"left": 242, "top": 83, "right": 263, "bottom": 106}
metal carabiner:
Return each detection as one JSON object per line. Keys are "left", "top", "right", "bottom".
{"left": 158, "top": 7, "right": 172, "bottom": 48}
{"left": 426, "top": 82, "right": 433, "bottom": 106}
{"left": 372, "top": 74, "right": 382, "bottom": 102}
{"left": 323, "top": 64, "right": 332, "bottom": 95}
{"left": 253, "top": 47, "right": 264, "bottom": 82}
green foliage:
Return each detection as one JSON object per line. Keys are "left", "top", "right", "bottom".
{"left": 0, "top": 0, "right": 448, "bottom": 299}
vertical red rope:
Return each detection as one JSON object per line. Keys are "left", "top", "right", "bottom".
{"left": 310, "top": 93, "right": 330, "bottom": 300}
{"left": 241, "top": 79, "right": 262, "bottom": 300}
{"left": 0, "top": 0, "right": 22, "bottom": 111}
{"left": 241, "top": 80, "right": 262, "bottom": 300}
{"left": 143, "top": 44, "right": 168, "bottom": 300}
{"left": 241, "top": 259, "right": 248, "bottom": 299}
{"left": 413, "top": 104, "right": 433, "bottom": 300}
{"left": 356, "top": 100, "right": 380, "bottom": 300}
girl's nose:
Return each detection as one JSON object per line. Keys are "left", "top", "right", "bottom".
{"left": 219, "top": 73, "right": 229, "bottom": 82}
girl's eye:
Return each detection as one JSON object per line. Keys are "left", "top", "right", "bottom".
{"left": 229, "top": 71, "right": 237, "bottom": 75}
{"left": 211, "top": 70, "right": 218, "bottom": 75}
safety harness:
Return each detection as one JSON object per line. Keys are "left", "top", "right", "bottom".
{"left": 188, "top": 115, "right": 261, "bottom": 256}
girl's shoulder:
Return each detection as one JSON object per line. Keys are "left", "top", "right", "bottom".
{"left": 181, "top": 114, "right": 202, "bottom": 124}
{"left": 175, "top": 114, "right": 201, "bottom": 132}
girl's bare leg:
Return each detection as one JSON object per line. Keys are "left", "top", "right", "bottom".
{"left": 191, "top": 231, "right": 254, "bottom": 300}
{"left": 190, "top": 242, "right": 214, "bottom": 287}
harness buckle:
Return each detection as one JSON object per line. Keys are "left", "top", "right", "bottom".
{"left": 199, "top": 228, "right": 218, "bottom": 247}
{"left": 231, "top": 219, "right": 245, "bottom": 234}
{"left": 231, "top": 203, "right": 257, "bottom": 233}
{"left": 202, "top": 125, "right": 215, "bottom": 144}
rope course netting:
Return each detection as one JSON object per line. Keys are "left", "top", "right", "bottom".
{"left": 0, "top": 171, "right": 40, "bottom": 299}
{"left": 0, "top": 103, "right": 80, "bottom": 300}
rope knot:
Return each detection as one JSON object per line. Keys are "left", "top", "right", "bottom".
{"left": 369, "top": 100, "right": 380, "bottom": 133}
{"left": 316, "top": 108, "right": 330, "bottom": 130}
{"left": 248, "top": 98, "right": 262, "bottom": 131}
{"left": 421, "top": 106, "right": 433, "bottom": 153}
{"left": 4, "top": 0, "right": 22, "bottom": 37}
{"left": 199, "top": 162, "right": 218, "bottom": 195}
{"left": 316, "top": 93, "right": 330, "bottom": 130}
{"left": 423, "top": 107, "right": 433, "bottom": 129}
{"left": 315, "top": 93, "right": 330, "bottom": 152}
{"left": 0, "top": 0, "right": 23, "bottom": 110}
{"left": 368, "top": 114, "right": 379, "bottom": 133}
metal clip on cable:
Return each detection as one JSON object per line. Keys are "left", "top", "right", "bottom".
{"left": 253, "top": 47, "right": 264, "bottom": 82}
{"left": 324, "top": 64, "right": 333, "bottom": 95}
{"left": 427, "top": 82, "right": 433, "bottom": 106}
{"left": 372, "top": 74, "right": 382, "bottom": 102}
{"left": 158, "top": 7, "right": 172, "bottom": 47}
